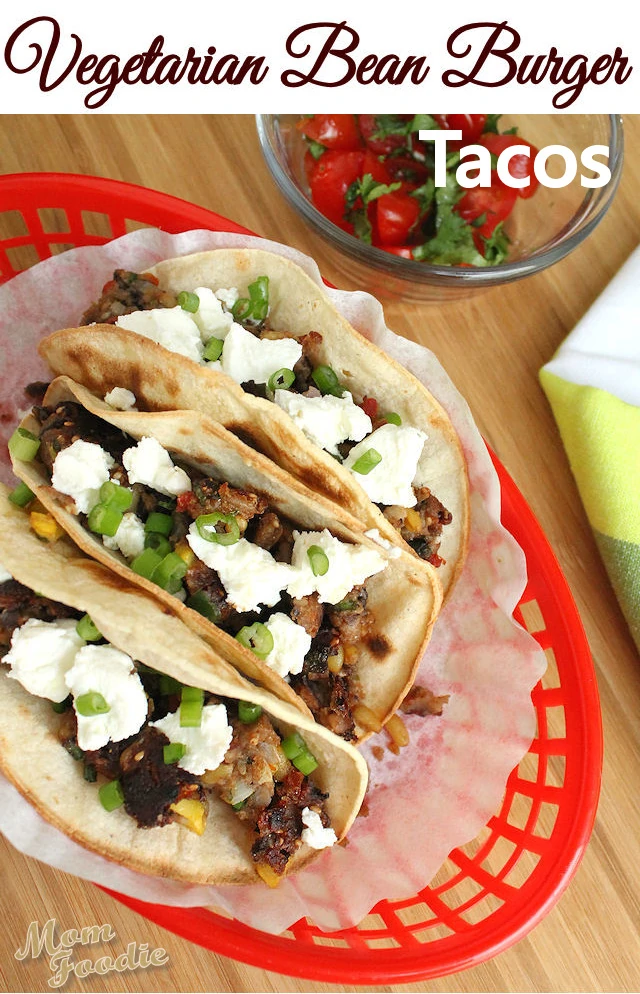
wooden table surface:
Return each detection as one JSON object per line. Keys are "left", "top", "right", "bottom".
{"left": 0, "top": 114, "right": 639, "bottom": 994}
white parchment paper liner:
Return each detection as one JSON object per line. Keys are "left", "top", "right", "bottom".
{"left": 0, "top": 229, "right": 547, "bottom": 933}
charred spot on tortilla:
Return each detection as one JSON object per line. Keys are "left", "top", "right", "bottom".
{"left": 366, "top": 634, "right": 391, "bottom": 659}
{"left": 226, "top": 424, "right": 260, "bottom": 451}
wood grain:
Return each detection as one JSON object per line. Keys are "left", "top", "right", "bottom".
{"left": 0, "top": 114, "right": 639, "bottom": 994}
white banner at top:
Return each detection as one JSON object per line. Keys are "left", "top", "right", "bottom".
{"left": 0, "top": 0, "right": 638, "bottom": 113}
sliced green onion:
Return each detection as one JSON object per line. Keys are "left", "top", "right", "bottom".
{"left": 83, "top": 763, "right": 97, "bottom": 783}
{"left": 311, "top": 365, "right": 344, "bottom": 398}
{"left": 384, "top": 412, "right": 402, "bottom": 426}
{"left": 8, "top": 427, "right": 41, "bottom": 462}
{"left": 144, "top": 511, "right": 173, "bottom": 536}
{"left": 131, "top": 547, "right": 163, "bottom": 580}
{"left": 292, "top": 750, "right": 318, "bottom": 775}
{"left": 231, "top": 276, "right": 269, "bottom": 324}
{"left": 99, "top": 779, "right": 125, "bottom": 812}
{"left": 351, "top": 448, "right": 382, "bottom": 475}
{"left": 231, "top": 297, "right": 252, "bottom": 322}
{"left": 87, "top": 502, "right": 123, "bottom": 537}
{"left": 163, "top": 742, "right": 186, "bottom": 765}
{"left": 307, "top": 545, "right": 329, "bottom": 577}
{"left": 51, "top": 696, "right": 71, "bottom": 714}
{"left": 334, "top": 597, "right": 358, "bottom": 612}
{"left": 232, "top": 800, "right": 246, "bottom": 811}
{"left": 152, "top": 552, "right": 188, "bottom": 593}
{"left": 195, "top": 512, "right": 240, "bottom": 546}
{"left": 177, "top": 290, "right": 200, "bottom": 313}
{"left": 75, "top": 691, "right": 110, "bottom": 717}
{"left": 238, "top": 701, "right": 263, "bottom": 724}
{"left": 8, "top": 481, "right": 35, "bottom": 507}
{"left": 76, "top": 614, "right": 102, "bottom": 642}
{"left": 100, "top": 480, "right": 133, "bottom": 511}
{"left": 236, "top": 622, "right": 274, "bottom": 660}
{"left": 186, "top": 590, "right": 222, "bottom": 624}
{"left": 203, "top": 336, "right": 224, "bottom": 362}
{"left": 180, "top": 686, "right": 204, "bottom": 728}
{"left": 268, "top": 367, "right": 295, "bottom": 392}
{"left": 144, "top": 532, "right": 172, "bottom": 559}
{"left": 64, "top": 741, "right": 84, "bottom": 762}
{"left": 159, "top": 674, "right": 183, "bottom": 696}
{"left": 281, "top": 733, "right": 318, "bottom": 774}
{"left": 281, "top": 732, "right": 306, "bottom": 761}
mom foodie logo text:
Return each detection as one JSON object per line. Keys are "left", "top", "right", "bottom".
{"left": 3, "top": 16, "right": 633, "bottom": 109}
{"left": 14, "top": 917, "right": 169, "bottom": 989}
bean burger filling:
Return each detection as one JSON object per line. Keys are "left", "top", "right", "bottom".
{"left": 80, "top": 270, "right": 452, "bottom": 567}
{"left": 19, "top": 400, "right": 391, "bottom": 740}
{"left": 0, "top": 569, "right": 336, "bottom": 881}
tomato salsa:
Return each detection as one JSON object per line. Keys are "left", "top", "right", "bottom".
{"left": 298, "top": 114, "right": 540, "bottom": 267}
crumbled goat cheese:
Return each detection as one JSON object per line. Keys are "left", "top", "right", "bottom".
{"left": 104, "top": 387, "right": 137, "bottom": 411}
{"left": 6, "top": 618, "right": 85, "bottom": 703}
{"left": 65, "top": 644, "right": 148, "bottom": 751}
{"left": 102, "top": 513, "right": 146, "bottom": 560}
{"left": 215, "top": 287, "right": 240, "bottom": 309}
{"left": 122, "top": 437, "right": 191, "bottom": 497}
{"left": 221, "top": 323, "right": 302, "bottom": 385}
{"left": 301, "top": 807, "right": 337, "bottom": 849}
{"left": 263, "top": 612, "right": 312, "bottom": 679}
{"left": 187, "top": 524, "right": 295, "bottom": 613}
{"left": 190, "top": 287, "right": 235, "bottom": 342}
{"left": 274, "top": 391, "right": 371, "bottom": 456}
{"left": 51, "top": 440, "right": 115, "bottom": 514}
{"left": 117, "top": 307, "right": 204, "bottom": 363}
{"left": 151, "top": 703, "right": 233, "bottom": 776}
{"left": 287, "top": 529, "right": 386, "bottom": 604}
{"left": 343, "top": 424, "right": 428, "bottom": 507}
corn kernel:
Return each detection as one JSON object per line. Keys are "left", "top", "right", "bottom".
{"left": 385, "top": 714, "right": 410, "bottom": 748}
{"left": 328, "top": 646, "right": 344, "bottom": 674}
{"left": 256, "top": 863, "right": 281, "bottom": 888}
{"left": 404, "top": 509, "right": 422, "bottom": 533}
{"left": 174, "top": 541, "right": 195, "bottom": 568}
{"left": 30, "top": 511, "right": 64, "bottom": 543}
{"left": 353, "top": 703, "right": 383, "bottom": 733}
{"left": 170, "top": 798, "right": 207, "bottom": 835}
{"left": 344, "top": 645, "right": 358, "bottom": 666}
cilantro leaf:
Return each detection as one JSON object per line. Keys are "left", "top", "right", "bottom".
{"left": 411, "top": 178, "right": 436, "bottom": 215}
{"left": 412, "top": 179, "right": 487, "bottom": 267}
{"left": 409, "top": 114, "right": 439, "bottom": 132}
{"left": 306, "top": 139, "right": 326, "bottom": 160}
{"left": 484, "top": 115, "right": 502, "bottom": 134}
{"left": 480, "top": 222, "right": 510, "bottom": 264}
{"left": 344, "top": 173, "right": 401, "bottom": 244}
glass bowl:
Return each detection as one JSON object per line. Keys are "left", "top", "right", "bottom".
{"left": 256, "top": 114, "right": 624, "bottom": 301}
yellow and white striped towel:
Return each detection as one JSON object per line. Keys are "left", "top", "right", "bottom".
{"left": 540, "top": 247, "right": 640, "bottom": 653}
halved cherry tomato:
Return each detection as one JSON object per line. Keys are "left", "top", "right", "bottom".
{"left": 455, "top": 178, "right": 518, "bottom": 238}
{"left": 480, "top": 133, "right": 540, "bottom": 199}
{"left": 433, "top": 114, "right": 487, "bottom": 144}
{"left": 362, "top": 149, "right": 392, "bottom": 185}
{"left": 298, "top": 114, "right": 363, "bottom": 151}
{"left": 360, "top": 396, "right": 378, "bottom": 419}
{"left": 358, "top": 115, "right": 412, "bottom": 156}
{"left": 376, "top": 187, "right": 422, "bottom": 246}
{"left": 308, "top": 150, "right": 365, "bottom": 231}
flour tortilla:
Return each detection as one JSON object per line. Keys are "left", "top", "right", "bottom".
{"left": 40, "top": 248, "right": 469, "bottom": 597}
{"left": 12, "top": 377, "right": 441, "bottom": 739}
{"left": 0, "top": 484, "right": 367, "bottom": 885}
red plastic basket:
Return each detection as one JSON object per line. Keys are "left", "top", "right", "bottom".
{"left": 0, "top": 173, "right": 602, "bottom": 984}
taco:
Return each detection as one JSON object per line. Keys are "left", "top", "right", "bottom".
{"left": 39, "top": 249, "right": 469, "bottom": 597}
{"left": 8, "top": 376, "right": 440, "bottom": 742}
{"left": 0, "top": 483, "right": 367, "bottom": 886}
